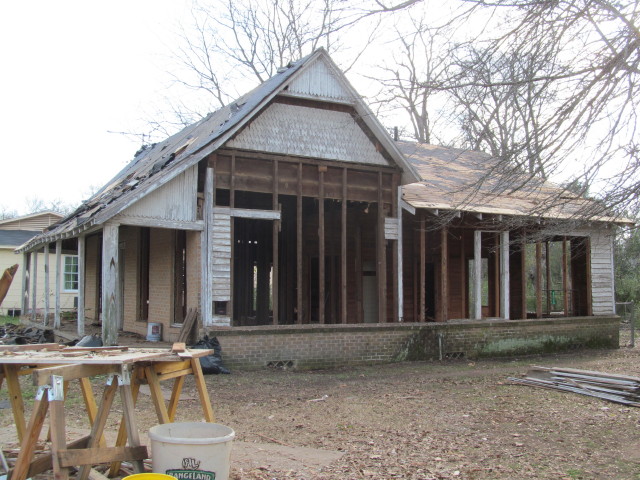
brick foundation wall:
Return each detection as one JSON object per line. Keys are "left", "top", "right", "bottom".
{"left": 207, "top": 316, "right": 619, "bottom": 370}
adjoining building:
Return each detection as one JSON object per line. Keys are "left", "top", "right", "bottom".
{"left": 18, "top": 49, "right": 625, "bottom": 367}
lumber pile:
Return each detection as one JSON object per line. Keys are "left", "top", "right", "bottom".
{"left": 509, "top": 366, "right": 640, "bottom": 407}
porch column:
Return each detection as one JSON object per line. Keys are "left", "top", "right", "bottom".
{"left": 296, "top": 163, "right": 303, "bottom": 324}
{"left": 535, "top": 242, "right": 543, "bottom": 318}
{"left": 54, "top": 240, "right": 62, "bottom": 329}
{"left": 44, "top": 243, "right": 50, "bottom": 326}
{"left": 474, "top": 230, "right": 482, "bottom": 320}
{"left": 500, "top": 231, "right": 510, "bottom": 319}
{"left": 396, "top": 186, "right": 403, "bottom": 322}
{"left": 21, "top": 252, "right": 29, "bottom": 314}
{"left": 419, "top": 213, "right": 425, "bottom": 322}
{"left": 377, "top": 172, "right": 387, "bottom": 323}
{"left": 31, "top": 250, "right": 38, "bottom": 322}
{"left": 102, "top": 223, "right": 120, "bottom": 345}
{"left": 319, "top": 166, "right": 325, "bottom": 324}
{"left": 78, "top": 235, "right": 85, "bottom": 336}
{"left": 562, "top": 237, "right": 569, "bottom": 317}
{"left": 272, "top": 160, "right": 279, "bottom": 325}
{"left": 201, "top": 167, "right": 214, "bottom": 325}
{"left": 341, "top": 168, "right": 347, "bottom": 324}
{"left": 440, "top": 226, "right": 448, "bottom": 322}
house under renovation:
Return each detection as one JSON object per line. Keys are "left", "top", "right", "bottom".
{"left": 18, "top": 49, "right": 622, "bottom": 368}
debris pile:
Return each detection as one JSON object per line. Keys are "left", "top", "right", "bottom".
{"left": 509, "top": 366, "right": 640, "bottom": 407}
{"left": 0, "top": 323, "right": 54, "bottom": 345}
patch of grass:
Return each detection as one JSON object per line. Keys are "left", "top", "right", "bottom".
{"left": 0, "top": 315, "right": 20, "bottom": 325}
{"left": 566, "top": 468, "right": 586, "bottom": 479}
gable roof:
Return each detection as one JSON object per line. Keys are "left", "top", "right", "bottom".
{"left": 19, "top": 48, "right": 419, "bottom": 253}
{"left": 0, "top": 211, "right": 63, "bottom": 231}
{"left": 399, "top": 141, "right": 626, "bottom": 223}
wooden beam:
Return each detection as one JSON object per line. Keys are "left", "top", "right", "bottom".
{"left": 545, "top": 241, "right": 551, "bottom": 314}
{"left": 213, "top": 207, "right": 281, "bottom": 220}
{"left": 392, "top": 177, "right": 400, "bottom": 323}
{"left": 272, "top": 160, "right": 279, "bottom": 325}
{"left": 521, "top": 235, "right": 527, "bottom": 319}
{"left": 319, "top": 168, "right": 325, "bottom": 324}
{"left": 500, "top": 231, "right": 510, "bottom": 319}
{"left": 536, "top": 241, "right": 543, "bottom": 319}
{"left": 21, "top": 252, "right": 29, "bottom": 314}
{"left": 355, "top": 224, "right": 363, "bottom": 324}
{"left": 419, "top": 213, "right": 425, "bottom": 322}
{"left": 44, "top": 243, "right": 50, "bottom": 326}
{"left": 474, "top": 230, "right": 482, "bottom": 320}
{"left": 396, "top": 186, "right": 403, "bottom": 322}
{"left": 440, "top": 226, "right": 448, "bottom": 322}
{"left": 494, "top": 233, "right": 500, "bottom": 316}
{"left": 460, "top": 230, "right": 466, "bottom": 318}
{"left": 297, "top": 163, "right": 303, "bottom": 324}
{"left": 102, "top": 224, "right": 120, "bottom": 346}
{"left": 78, "top": 235, "right": 85, "bottom": 336}
{"left": 114, "top": 216, "right": 204, "bottom": 231}
{"left": 32, "top": 364, "right": 121, "bottom": 386}
{"left": 229, "top": 154, "right": 235, "bottom": 323}
{"left": 586, "top": 236, "right": 593, "bottom": 316}
{"left": 54, "top": 240, "right": 62, "bottom": 329}
{"left": 201, "top": 167, "right": 213, "bottom": 325}
{"left": 341, "top": 168, "right": 347, "bottom": 324}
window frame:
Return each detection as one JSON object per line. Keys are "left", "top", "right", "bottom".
{"left": 62, "top": 255, "right": 79, "bottom": 292}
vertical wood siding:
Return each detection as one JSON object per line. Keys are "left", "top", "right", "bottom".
{"left": 590, "top": 228, "right": 615, "bottom": 315}
{"left": 286, "top": 58, "right": 353, "bottom": 102}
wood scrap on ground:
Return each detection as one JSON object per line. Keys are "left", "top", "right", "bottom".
{"left": 509, "top": 366, "right": 640, "bottom": 407}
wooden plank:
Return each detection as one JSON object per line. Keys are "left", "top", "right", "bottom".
{"left": 50, "top": 386, "right": 70, "bottom": 480}
{"left": 500, "top": 231, "right": 510, "bottom": 319}
{"left": 4, "top": 365, "right": 26, "bottom": 442}
{"left": 297, "top": 163, "right": 303, "bottom": 324}
{"left": 145, "top": 366, "right": 171, "bottom": 424}
{"left": 273, "top": 159, "right": 279, "bottom": 325}
{"left": 101, "top": 223, "right": 119, "bottom": 346}
{"left": 177, "top": 308, "right": 198, "bottom": 343}
{"left": 521, "top": 236, "right": 527, "bottom": 319}
{"left": 563, "top": 237, "right": 569, "bottom": 316}
{"left": 341, "top": 168, "right": 347, "bottom": 324}
{"left": 10, "top": 436, "right": 89, "bottom": 479}
{"left": 78, "top": 235, "right": 86, "bottom": 336}
{"left": 586, "top": 236, "right": 593, "bottom": 316}
{"left": 0, "top": 343, "right": 62, "bottom": 352}
{"left": 201, "top": 167, "right": 213, "bottom": 325}
{"left": 33, "top": 364, "right": 121, "bottom": 386}
{"left": 215, "top": 207, "right": 281, "bottom": 220}
{"left": 31, "top": 250, "right": 38, "bottom": 323}
{"left": 10, "top": 394, "right": 50, "bottom": 480}
{"left": 119, "top": 381, "right": 145, "bottom": 473}
{"left": 377, "top": 172, "right": 386, "bottom": 323}
{"left": 58, "top": 446, "right": 148, "bottom": 468}
{"left": 55, "top": 240, "right": 62, "bottom": 329}
{"left": 108, "top": 374, "right": 141, "bottom": 477}
{"left": 355, "top": 224, "right": 363, "bottom": 324}
{"left": 396, "top": 184, "right": 403, "bottom": 322}
{"left": 545, "top": 241, "right": 551, "bottom": 314}
{"left": 21, "top": 251, "right": 29, "bottom": 314}
{"left": 440, "top": 226, "right": 448, "bottom": 322}
{"left": 78, "top": 377, "right": 106, "bottom": 447}
{"left": 319, "top": 168, "right": 325, "bottom": 324}
{"left": 168, "top": 375, "right": 186, "bottom": 422}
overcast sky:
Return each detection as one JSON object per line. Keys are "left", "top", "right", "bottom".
{"left": 0, "top": 1, "right": 193, "bottom": 215}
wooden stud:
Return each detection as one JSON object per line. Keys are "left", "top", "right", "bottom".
{"left": 586, "top": 236, "right": 593, "bottom": 316}
{"left": 500, "top": 231, "right": 510, "bottom": 319}
{"left": 319, "top": 168, "right": 325, "bottom": 324}
{"left": 108, "top": 374, "right": 141, "bottom": 477}
{"left": 562, "top": 236, "right": 569, "bottom": 316}
{"left": 31, "top": 250, "right": 38, "bottom": 323}
{"left": 521, "top": 235, "right": 527, "bottom": 319}
{"left": 229, "top": 154, "right": 235, "bottom": 322}
{"left": 11, "top": 392, "right": 50, "bottom": 480}
{"left": 377, "top": 172, "right": 387, "bottom": 323}
{"left": 118, "top": 379, "right": 145, "bottom": 474}
{"left": 341, "top": 168, "right": 348, "bottom": 324}
{"left": 440, "top": 226, "right": 448, "bottom": 322}
{"left": 460, "top": 230, "right": 466, "bottom": 318}
{"left": 50, "top": 379, "right": 70, "bottom": 480}
{"left": 201, "top": 167, "right": 213, "bottom": 325}
{"left": 55, "top": 240, "right": 62, "bottom": 329}
{"left": 191, "top": 357, "right": 215, "bottom": 422}
{"left": 78, "top": 235, "right": 86, "bottom": 336}
{"left": 145, "top": 366, "right": 171, "bottom": 423}
{"left": 545, "top": 241, "right": 551, "bottom": 314}
{"left": 297, "top": 163, "right": 303, "bottom": 324}
{"left": 272, "top": 160, "right": 279, "bottom": 325}
{"left": 44, "top": 243, "right": 50, "bottom": 326}
{"left": 168, "top": 375, "right": 186, "bottom": 422}
{"left": 494, "top": 233, "right": 500, "bottom": 317}
{"left": 355, "top": 224, "right": 363, "bottom": 324}
{"left": 392, "top": 176, "right": 399, "bottom": 323}
{"left": 101, "top": 224, "right": 119, "bottom": 346}
{"left": 21, "top": 252, "right": 29, "bottom": 314}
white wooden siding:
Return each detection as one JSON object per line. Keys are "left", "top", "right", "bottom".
{"left": 0, "top": 213, "right": 62, "bottom": 231}
{"left": 384, "top": 217, "right": 399, "bottom": 240}
{"left": 590, "top": 228, "right": 615, "bottom": 315}
{"left": 226, "top": 103, "right": 390, "bottom": 166}
{"left": 117, "top": 165, "right": 198, "bottom": 223}
{"left": 286, "top": 57, "right": 353, "bottom": 102}
{"left": 211, "top": 211, "right": 231, "bottom": 301}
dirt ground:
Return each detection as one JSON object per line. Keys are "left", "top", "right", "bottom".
{"left": 1, "top": 323, "right": 640, "bottom": 480}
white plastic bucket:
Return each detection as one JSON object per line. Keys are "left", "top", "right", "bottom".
{"left": 146, "top": 322, "right": 162, "bottom": 341}
{"left": 149, "top": 422, "right": 235, "bottom": 480}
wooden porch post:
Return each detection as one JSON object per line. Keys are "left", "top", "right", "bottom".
{"left": 395, "top": 184, "right": 403, "bottom": 322}
{"left": 419, "top": 213, "right": 425, "bottom": 322}
{"left": 54, "top": 240, "right": 62, "bottom": 329}
{"left": 562, "top": 237, "right": 569, "bottom": 316}
{"left": 102, "top": 223, "right": 120, "bottom": 345}
{"left": 297, "top": 163, "right": 303, "bottom": 324}
{"left": 545, "top": 241, "right": 551, "bottom": 314}
{"left": 78, "top": 235, "right": 86, "bottom": 336}
{"left": 272, "top": 160, "right": 279, "bottom": 325}
{"left": 44, "top": 243, "right": 50, "bottom": 326}
{"left": 474, "top": 230, "right": 482, "bottom": 320}
{"left": 201, "top": 167, "right": 213, "bottom": 325}
{"left": 535, "top": 241, "right": 543, "bottom": 318}
{"left": 21, "top": 252, "right": 29, "bottom": 314}
{"left": 440, "top": 226, "right": 448, "bottom": 322}
{"left": 521, "top": 235, "right": 527, "bottom": 319}
{"left": 460, "top": 231, "right": 467, "bottom": 318}
{"left": 377, "top": 172, "right": 387, "bottom": 323}
{"left": 31, "top": 250, "right": 38, "bottom": 323}
{"left": 319, "top": 167, "right": 325, "bottom": 324}
{"left": 341, "top": 168, "right": 347, "bottom": 324}
{"left": 500, "top": 231, "right": 510, "bottom": 319}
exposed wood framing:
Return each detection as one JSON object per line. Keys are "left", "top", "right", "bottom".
{"left": 494, "top": 233, "right": 500, "bottom": 315}
{"left": 545, "top": 241, "right": 551, "bottom": 314}
{"left": 355, "top": 224, "right": 363, "bottom": 324}
{"left": 21, "top": 252, "right": 28, "bottom": 314}
{"left": 474, "top": 230, "right": 482, "bottom": 320}
{"left": 392, "top": 175, "right": 399, "bottom": 323}
{"left": 272, "top": 160, "right": 279, "bottom": 325}
{"left": 55, "top": 240, "right": 62, "bottom": 329}
{"left": 500, "top": 231, "right": 510, "bottom": 319}
{"left": 102, "top": 223, "right": 120, "bottom": 345}
{"left": 460, "top": 231, "right": 466, "bottom": 318}
{"left": 115, "top": 217, "right": 203, "bottom": 231}
{"left": 31, "top": 251, "right": 37, "bottom": 323}
{"left": 78, "top": 235, "right": 86, "bottom": 336}
{"left": 319, "top": 167, "right": 325, "bottom": 324}
{"left": 230, "top": 154, "right": 236, "bottom": 322}
{"left": 521, "top": 235, "right": 527, "bottom": 319}
{"left": 201, "top": 167, "right": 214, "bottom": 325}
{"left": 396, "top": 186, "right": 404, "bottom": 322}
{"left": 536, "top": 242, "right": 543, "bottom": 319}
{"left": 419, "top": 213, "right": 426, "bottom": 322}
{"left": 562, "top": 237, "right": 569, "bottom": 317}
{"left": 213, "top": 207, "right": 281, "bottom": 220}
{"left": 586, "top": 237, "right": 593, "bottom": 316}
{"left": 440, "top": 226, "right": 448, "bottom": 322}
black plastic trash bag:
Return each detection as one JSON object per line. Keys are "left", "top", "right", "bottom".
{"left": 191, "top": 335, "right": 230, "bottom": 374}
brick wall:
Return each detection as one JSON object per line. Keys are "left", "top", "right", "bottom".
{"left": 207, "top": 316, "right": 619, "bottom": 369}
